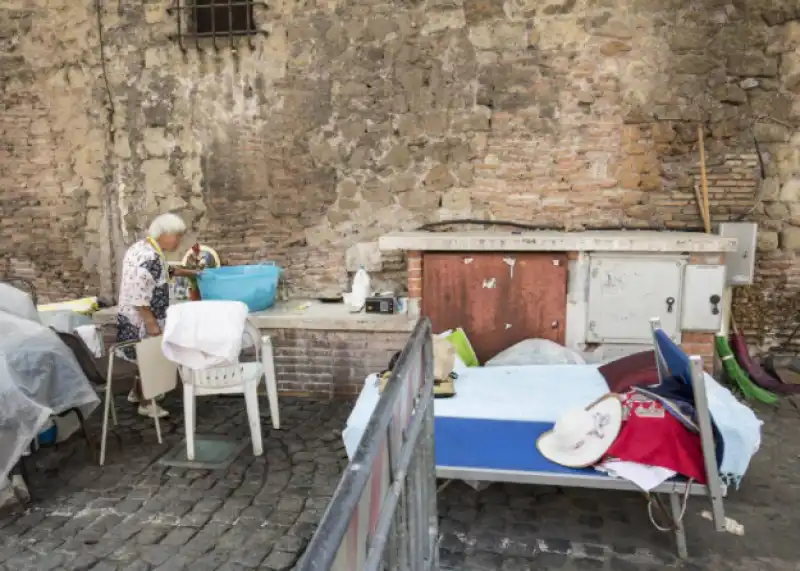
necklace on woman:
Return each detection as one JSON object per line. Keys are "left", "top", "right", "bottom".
{"left": 146, "top": 237, "right": 171, "bottom": 282}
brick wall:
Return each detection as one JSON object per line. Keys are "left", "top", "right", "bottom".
{"left": 1, "top": 0, "right": 798, "bottom": 357}
{"left": 681, "top": 332, "right": 716, "bottom": 374}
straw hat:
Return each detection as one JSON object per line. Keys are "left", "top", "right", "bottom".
{"left": 537, "top": 395, "right": 623, "bottom": 468}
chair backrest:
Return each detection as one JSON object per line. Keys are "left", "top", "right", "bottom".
{"left": 136, "top": 335, "right": 178, "bottom": 400}
{"left": 178, "top": 318, "right": 261, "bottom": 390}
{"left": 182, "top": 363, "right": 247, "bottom": 390}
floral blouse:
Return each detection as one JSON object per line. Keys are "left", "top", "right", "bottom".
{"left": 116, "top": 239, "right": 171, "bottom": 361}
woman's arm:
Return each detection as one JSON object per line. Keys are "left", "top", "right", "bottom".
{"left": 172, "top": 267, "right": 200, "bottom": 278}
{"left": 136, "top": 306, "right": 162, "bottom": 336}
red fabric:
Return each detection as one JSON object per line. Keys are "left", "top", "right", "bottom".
{"left": 605, "top": 391, "right": 707, "bottom": 484}
{"left": 597, "top": 351, "right": 659, "bottom": 393}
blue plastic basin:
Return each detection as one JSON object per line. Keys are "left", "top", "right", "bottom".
{"left": 197, "top": 264, "right": 282, "bottom": 312}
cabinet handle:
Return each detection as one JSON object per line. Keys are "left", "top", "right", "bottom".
{"left": 666, "top": 297, "right": 675, "bottom": 313}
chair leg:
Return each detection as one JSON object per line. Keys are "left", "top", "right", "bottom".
{"left": 262, "top": 336, "right": 281, "bottom": 430}
{"left": 110, "top": 389, "right": 118, "bottom": 427}
{"left": 184, "top": 384, "right": 196, "bottom": 461}
{"left": 100, "top": 357, "right": 115, "bottom": 466}
{"left": 244, "top": 383, "right": 264, "bottom": 456}
{"left": 61, "top": 408, "right": 95, "bottom": 461}
{"left": 152, "top": 399, "right": 163, "bottom": 444}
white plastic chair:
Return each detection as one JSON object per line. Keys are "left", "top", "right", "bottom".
{"left": 178, "top": 320, "right": 280, "bottom": 461}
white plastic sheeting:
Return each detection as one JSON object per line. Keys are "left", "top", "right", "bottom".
{"left": 0, "top": 283, "right": 41, "bottom": 323}
{"left": 0, "top": 311, "right": 100, "bottom": 482}
{"left": 484, "top": 338, "right": 586, "bottom": 367}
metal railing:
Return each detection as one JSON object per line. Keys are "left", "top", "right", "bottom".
{"left": 297, "top": 318, "right": 439, "bottom": 571}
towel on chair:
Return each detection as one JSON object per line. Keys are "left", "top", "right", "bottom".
{"left": 162, "top": 300, "right": 249, "bottom": 369}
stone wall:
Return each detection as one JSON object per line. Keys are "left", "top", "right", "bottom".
{"left": 1, "top": 0, "right": 798, "bottom": 351}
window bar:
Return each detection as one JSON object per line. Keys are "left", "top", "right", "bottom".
{"left": 246, "top": 0, "right": 254, "bottom": 49}
{"left": 228, "top": 0, "right": 234, "bottom": 49}
{"left": 211, "top": 0, "right": 218, "bottom": 51}
{"left": 167, "top": 0, "right": 186, "bottom": 51}
{"left": 194, "top": 0, "right": 201, "bottom": 50}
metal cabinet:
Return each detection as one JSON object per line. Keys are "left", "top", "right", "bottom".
{"left": 680, "top": 265, "right": 726, "bottom": 332}
{"left": 422, "top": 252, "right": 568, "bottom": 364}
{"left": 587, "top": 255, "right": 685, "bottom": 343}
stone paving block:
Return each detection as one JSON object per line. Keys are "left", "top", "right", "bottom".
{"left": 559, "top": 557, "right": 605, "bottom": 570}
{"left": 138, "top": 544, "right": 177, "bottom": 566}
{"left": 463, "top": 551, "right": 505, "bottom": 569}
{"left": 187, "top": 549, "right": 230, "bottom": 571}
{"left": 160, "top": 527, "right": 197, "bottom": 547}
{"left": 152, "top": 554, "right": 195, "bottom": 571}
{"left": 134, "top": 526, "right": 169, "bottom": 545}
{"left": 261, "top": 549, "right": 300, "bottom": 571}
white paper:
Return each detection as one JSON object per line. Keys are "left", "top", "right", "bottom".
{"left": 596, "top": 460, "right": 676, "bottom": 492}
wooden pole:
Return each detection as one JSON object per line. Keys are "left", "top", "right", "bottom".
{"left": 697, "top": 125, "right": 712, "bottom": 233}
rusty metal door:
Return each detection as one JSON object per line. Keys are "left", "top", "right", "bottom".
{"left": 422, "top": 252, "right": 567, "bottom": 364}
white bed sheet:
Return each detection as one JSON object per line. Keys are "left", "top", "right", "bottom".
{"left": 434, "top": 364, "right": 608, "bottom": 422}
{"left": 342, "top": 364, "right": 610, "bottom": 460}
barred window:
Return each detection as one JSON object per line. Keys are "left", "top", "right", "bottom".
{"left": 194, "top": 0, "right": 255, "bottom": 36}
{"left": 168, "top": 0, "right": 266, "bottom": 49}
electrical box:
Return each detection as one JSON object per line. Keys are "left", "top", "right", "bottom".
{"left": 680, "top": 265, "right": 726, "bottom": 332}
{"left": 587, "top": 255, "right": 685, "bottom": 344}
{"left": 718, "top": 222, "right": 757, "bottom": 286}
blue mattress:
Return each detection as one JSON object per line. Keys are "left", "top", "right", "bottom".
{"left": 435, "top": 416, "right": 598, "bottom": 476}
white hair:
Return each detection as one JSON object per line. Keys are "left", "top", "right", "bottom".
{"left": 147, "top": 213, "right": 187, "bottom": 238}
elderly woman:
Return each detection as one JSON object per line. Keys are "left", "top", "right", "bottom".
{"left": 116, "top": 213, "right": 199, "bottom": 418}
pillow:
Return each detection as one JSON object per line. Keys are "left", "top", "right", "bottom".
{"left": 597, "top": 350, "right": 659, "bottom": 393}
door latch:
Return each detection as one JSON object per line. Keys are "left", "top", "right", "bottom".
{"left": 710, "top": 294, "right": 721, "bottom": 315}
{"left": 666, "top": 297, "right": 675, "bottom": 313}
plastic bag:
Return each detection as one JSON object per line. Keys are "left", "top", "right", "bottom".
{"left": 345, "top": 266, "right": 372, "bottom": 311}
{"left": 433, "top": 336, "right": 456, "bottom": 380}
{"left": 484, "top": 338, "right": 586, "bottom": 367}
{"left": 439, "top": 328, "right": 480, "bottom": 367}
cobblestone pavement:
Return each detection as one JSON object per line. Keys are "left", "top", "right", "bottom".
{"left": 1, "top": 394, "right": 798, "bottom": 570}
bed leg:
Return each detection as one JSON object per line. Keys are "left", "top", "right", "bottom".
{"left": 670, "top": 492, "right": 689, "bottom": 559}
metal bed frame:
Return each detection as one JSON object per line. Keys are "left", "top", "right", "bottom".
{"left": 435, "top": 317, "right": 727, "bottom": 559}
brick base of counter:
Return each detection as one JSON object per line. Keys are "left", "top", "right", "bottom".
{"left": 268, "top": 329, "right": 408, "bottom": 397}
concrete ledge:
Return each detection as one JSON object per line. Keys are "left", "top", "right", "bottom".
{"left": 93, "top": 299, "right": 416, "bottom": 333}
{"left": 379, "top": 231, "right": 737, "bottom": 253}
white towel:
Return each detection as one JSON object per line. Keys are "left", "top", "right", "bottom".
{"left": 161, "top": 300, "right": 249, "bottom": 369}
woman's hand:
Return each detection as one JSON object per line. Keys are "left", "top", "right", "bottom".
{"left": 145, "top": 320, "right": 162, "bottom": 337}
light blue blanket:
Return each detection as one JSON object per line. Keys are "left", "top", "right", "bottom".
{"left": 702, "top": 371, "right": 763, "bottom": 488}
